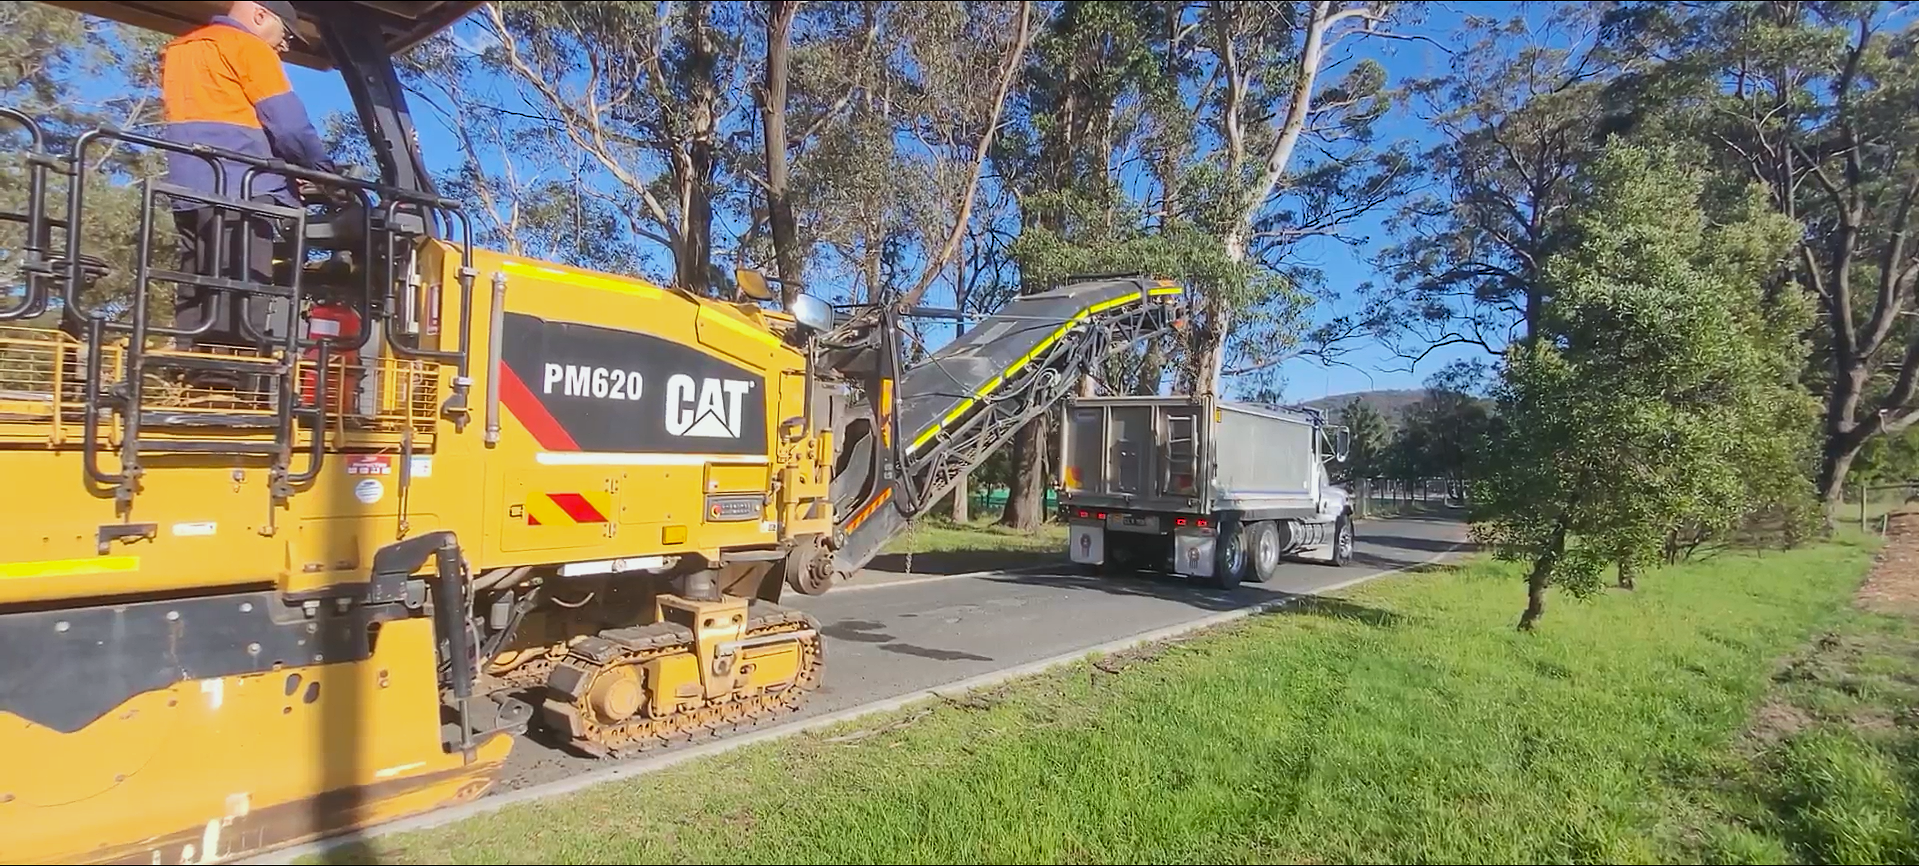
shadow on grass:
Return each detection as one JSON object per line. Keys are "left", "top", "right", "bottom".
{"left": 1700, "top": 631, "right": 1919, "bottom": 864}
{"left": 1273, "top": 594, "right": 1408, "bottom": 628}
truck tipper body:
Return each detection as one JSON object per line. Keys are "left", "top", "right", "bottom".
{"left": 1054, "top": 395, "right": 1352, "bottom": 587}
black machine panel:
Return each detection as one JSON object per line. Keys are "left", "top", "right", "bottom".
{"left": 496, "top": 312, "right": 770, "bottom": 455}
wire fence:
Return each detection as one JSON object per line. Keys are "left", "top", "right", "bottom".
{"left": 1350, "top": 477, "right": 1919, "bottom": 536}
{"left": 1348, "top": 477, "right": 1465, "bottom": 519}
{"left": 1838, "top": 480, "right": 1919, "bottom": 536}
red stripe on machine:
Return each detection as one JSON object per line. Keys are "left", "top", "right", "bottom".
{"left": 495, "top": 361, "right": 580, "bottom": 450}
{"left": 547, "top": 492, "right": 608, "bottom": 523}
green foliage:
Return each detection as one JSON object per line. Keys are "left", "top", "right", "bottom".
{"left": 1604, "top": 1, "right": 1919, "bottom": 505}
{"left": 1471, "top": 141, "right": 1819, "bottom": 617}
{"left": 1333, "top": 396, "right": 1390, "bottom": 482}
{"left": 0, "top": 4, "right": 170, "bottom": 324}
{"left": 1371, "top": 2, "right": 1649, "bottom": 364}
{"left": 1007, "top": 184, "right": 1305, "bottom": 392}
{"left": 995, "top": 1, "right": 1410, "bottom": 397}
{"left": 1384, "top": 366, "right": 1495, "bottom": 485}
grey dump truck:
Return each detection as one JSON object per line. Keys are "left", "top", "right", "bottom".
{"left": 1054, "top": 395, "right": 1353, "bottom": 588}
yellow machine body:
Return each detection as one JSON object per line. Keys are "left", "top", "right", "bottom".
{"left": 0, "top": 235, "right": 834, "bottom": 863}
{"left": 0, "top": 246, "right": 831, "bottom": 599}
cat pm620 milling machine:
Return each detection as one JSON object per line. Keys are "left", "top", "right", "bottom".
{"left": 0, "top": 2, "right": 1190, "bottom": 862}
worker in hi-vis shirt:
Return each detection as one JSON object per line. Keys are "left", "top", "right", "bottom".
{"left": 158, "top": 0, "right": 337, "bottom": 352}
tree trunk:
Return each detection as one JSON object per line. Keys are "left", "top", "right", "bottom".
{"left": 1616, "top": 558, "right": 1636, "bottom": 591}
{"left": 1196, "top": 306, "right": 1233, "bottom": 399}
{"left": 998, "top": 416, "right": 1048, "bottom": 530}
{"left": 1133, "top": 343, "right": 1164, "bottom": 395}
{"left": 951, "top": 472, "right": 969, "bottom": 523}
{"left": 759, "top": 0, "right": 802, "bottom": 306}
{"left": 1818, "top": 422, "right": 1866, "bottom": 512}
{"left": 1519, "top": 521, "right": 1568, "bottom": 631}
{"left": 674, "top": 1, "right": 719, "bottom": 297}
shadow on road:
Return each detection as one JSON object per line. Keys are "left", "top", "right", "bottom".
{"left": 956, "top": 531, "right": 1474, "bottom": 615}
{"left": 860, "top": 509, "right": 1475, "bottom": 579}
{"left": 966, "top": 567, "right": 1422, "bottom": 626}
{"left": 822, "top": 618, "right": 997, "bottom": 662}
{"left": 1357, "top": 534, "right": 1471, "bottom": 555}
{"left": 864, "top": 549, "right": 1065, "bottom": 576}
{"left": 978, "top": 568, "right": 1288, "bottom": 611}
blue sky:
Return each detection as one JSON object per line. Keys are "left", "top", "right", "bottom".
{"left": 275, "top": 2, "right": 1502, "bottom": 403}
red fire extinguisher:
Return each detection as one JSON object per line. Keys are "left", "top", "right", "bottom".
{"left": 300, "top": 299, "right": 362, "bottom": 413}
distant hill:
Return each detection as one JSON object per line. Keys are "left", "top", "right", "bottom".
{"left": 1299, "top": 389, "right": 1430, "bottom": 423}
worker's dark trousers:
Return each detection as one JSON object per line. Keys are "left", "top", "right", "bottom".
{"left": 171, "top": 197, "right": 284, "bottom": 351}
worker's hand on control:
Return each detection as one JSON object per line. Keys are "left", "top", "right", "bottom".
{"left": 297, "top": 178, "right": 352, "bottom": 207}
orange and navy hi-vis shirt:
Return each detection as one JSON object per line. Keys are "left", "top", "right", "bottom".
{"left": 159, "top": 16, "right": 333, "bottom": 210}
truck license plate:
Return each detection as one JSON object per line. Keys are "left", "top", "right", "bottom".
{"left": 1108, "top": 513, "right": 1159, "bottom": 533}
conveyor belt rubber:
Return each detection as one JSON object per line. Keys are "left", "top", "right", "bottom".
{"left": 897, "top": 277, "right": 1186, "bottom": 454}
{"left": 828, "top": 276, "right": 1187, "bottom": 578}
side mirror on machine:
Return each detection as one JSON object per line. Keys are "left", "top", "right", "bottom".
{"left": 1334, "top": 426, "right": 1351, "bottom": 463}
{"left": 734, "top": 266, "right": 833, "bottom": 334}
{"left": 789, "top": 293, "right": 835, "bottom": 334}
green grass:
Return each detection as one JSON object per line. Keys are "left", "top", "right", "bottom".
{"left": 309, "top": 537, "right": 1887, "bottom": 865}
{"left": 1667, "top": 546, "right": 1919, "bottom": 864}
{"left": 879, "top": 515, "right": 1069, "bottom": 556}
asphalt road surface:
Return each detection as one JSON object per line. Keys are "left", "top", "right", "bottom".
{"left": 495, "top": 511, "right": 1471, "bottom": 791}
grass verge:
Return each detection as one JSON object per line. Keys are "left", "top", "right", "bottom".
{"left": 1667, "top": 517, "right": 1919, "bottom": 864}
{"left": 308, "top": 537, "right": 1881, "bottom": 865}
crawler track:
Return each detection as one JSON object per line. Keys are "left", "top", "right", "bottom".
{"left": 536, "top": 603, "right": 825, "bottom": 757}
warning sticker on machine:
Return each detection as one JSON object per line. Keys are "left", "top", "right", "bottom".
{"left": 346, "top": 455, "right": 393, "bottom": 476}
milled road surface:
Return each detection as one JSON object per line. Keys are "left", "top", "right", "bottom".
{"left": 494, "top": 511, "right": 1471, "bottom": 791}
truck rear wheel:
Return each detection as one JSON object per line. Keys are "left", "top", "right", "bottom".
{"left": 1212, "top": 523, "right": 1249, "bottom": 589}
{"left": 1249, "top": 521, "right": 1282, "bottom": 583}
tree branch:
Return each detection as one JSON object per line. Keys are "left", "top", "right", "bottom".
{"left": 896, "top": 0, "right": 1034, "bottom": 309}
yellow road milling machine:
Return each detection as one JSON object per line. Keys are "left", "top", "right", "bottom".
{"left": 0, "top": 2, "right": 1191, "bottom": 863}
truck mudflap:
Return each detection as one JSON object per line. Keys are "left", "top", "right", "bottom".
{"left": 1172, "top": 529, "right": 1218, "bottom": 578}
{"left": 1068, "top": 523, "right": 1105, "bottom": 565}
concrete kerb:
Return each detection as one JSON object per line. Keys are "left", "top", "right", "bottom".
{"left": 244, "top": 534, "right": 1471, "bottom": 865}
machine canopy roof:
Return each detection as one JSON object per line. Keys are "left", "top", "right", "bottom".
{"left": 42, "top": 1, "right": 481, "bottom": 70}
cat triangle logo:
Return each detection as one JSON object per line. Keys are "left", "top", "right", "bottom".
{"left": 666, "top": 374, "right": 755, "bottom": 438}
